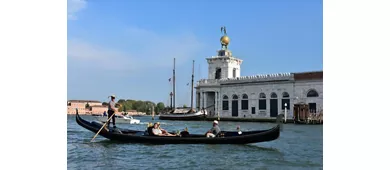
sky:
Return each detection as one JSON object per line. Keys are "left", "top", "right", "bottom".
{"left": 67, "top": 0, "right": 323, "bottom": 106}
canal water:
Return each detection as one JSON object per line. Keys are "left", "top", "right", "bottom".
{"left": 67, "top": 115, "right": 322, "bottom": 170}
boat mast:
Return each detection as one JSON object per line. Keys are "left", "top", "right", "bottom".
{"left": 173, "top": 58, "right": 176, "bottom": 109}
{"left": 190, "top": 60, "right": 195, "bottom": 112}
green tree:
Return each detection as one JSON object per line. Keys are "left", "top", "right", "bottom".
{"left": 100, "top": 98, "right": 165, "bottom": 115}
{"left": 183, "top": 104, "right": 187, "bottom": 108}
{"left": 85, "top": 103, "right": 90, "bottom": 108}
{"left": 156, "top": 102, "right": 165, "bottom": 113}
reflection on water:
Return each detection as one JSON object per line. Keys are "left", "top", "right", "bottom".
{"left": 68, "top": 115, "right": 323, "bottom": 170}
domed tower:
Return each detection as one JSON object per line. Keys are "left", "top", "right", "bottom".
{"left": 206, "top": 26, "right": 243, "bottom": 80}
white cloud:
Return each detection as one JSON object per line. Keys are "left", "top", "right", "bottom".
{"left": 67, "top": 0, "right": 87, "bottom": 20}
{"left": 67, "top": 26, "right": 205, "bottom": 72}
{"left": 67, "top": 39, "right": 135, "bottom": 71}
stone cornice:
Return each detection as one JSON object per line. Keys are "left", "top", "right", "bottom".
{"left": 197, "top": 72, "right": 294, "bottom": 87}
{"left": 206, "top": 56, "right": 243, "bottom": 65}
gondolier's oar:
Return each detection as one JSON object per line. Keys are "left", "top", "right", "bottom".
{"left": 90, "top": 108, "right": 119, "bottom": 142}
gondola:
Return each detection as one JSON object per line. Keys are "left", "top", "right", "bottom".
{"left": 76, "top": 110, "right": 284, "bottom": 144}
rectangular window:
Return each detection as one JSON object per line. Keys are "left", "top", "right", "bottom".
{"left": 258, "top": 99, "right": 266, "bottom": 110}
{"left": 241, "top": 100, "right": 248, "bottom": 110}
{"left": 222, "top": 101, "right": 229, "bottom": 110}
{"left": 251, "top": 107, "right": 255, "bottom": 114}
{"left": 309, "top": 103, "right": 317, "bottom": 113}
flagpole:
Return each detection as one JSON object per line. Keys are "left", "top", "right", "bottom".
{"left": 190, "top": 60, "right": 195, "bottom": 112}
{"left": 173, "top": 58, "right": 176, "bottom": 109}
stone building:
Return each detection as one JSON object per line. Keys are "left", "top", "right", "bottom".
{"left": 67, "top": 100, "right": 103, "bottom": 114}
{"left": 195, "top": 28, "right": 322, "bottom": 119}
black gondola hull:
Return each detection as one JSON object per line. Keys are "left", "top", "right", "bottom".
{"left": 76, "top": 113, "right": 282, "bottom": 144}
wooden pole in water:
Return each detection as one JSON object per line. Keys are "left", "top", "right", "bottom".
{"left": 152, "top": 106, "right": 155, "bottom": 120}
{"left": 170, "top": 92, "right": 173, "bottom": 109}
{"left": 284, "top": 103, "right": 287, "bottom": 123}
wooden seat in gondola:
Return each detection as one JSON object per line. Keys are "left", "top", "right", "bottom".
{"left": 180, "top": 131, "right": 190, "bottom": 137}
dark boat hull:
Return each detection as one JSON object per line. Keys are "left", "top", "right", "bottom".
{"left": 158, "top": 114, "right": 206, "bottom": 120}
{"left": 294, "top": 119, "right": 323, "bottom": 125}
{"left": 76, "top": 112, "right": 283, "bottom": 144}
{"left": 158, "top": 110, "right": 207, "bottom": 121}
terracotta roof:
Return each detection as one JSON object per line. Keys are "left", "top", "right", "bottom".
{"left": 293, "top": 71, "right": 323, "bottom": 80}
{"left": 68, "top": 100, "right": 101, "bottom": 103}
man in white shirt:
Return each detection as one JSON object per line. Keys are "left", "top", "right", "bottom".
{"left": 206, "top": 120, "right": 221, "bottom": 138}
{"left": 107, "top": 95, "right": 117, "bottom": 128}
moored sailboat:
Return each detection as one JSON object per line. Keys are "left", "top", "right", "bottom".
{"left": 159, "top": 59, "right": 207, "bottom": 120}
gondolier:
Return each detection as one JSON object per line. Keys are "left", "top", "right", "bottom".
{"left": 107, "top": 95, "right": 117, "bottom": 128}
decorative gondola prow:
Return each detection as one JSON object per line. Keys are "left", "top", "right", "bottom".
{"left": 276, "top": 114, "right": 284, "bottom": 132}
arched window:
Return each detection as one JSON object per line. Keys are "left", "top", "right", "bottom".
{"left": 241, "top": 94, "right": 248, "bottom": 110}
{"left": 232, "top": 94, "right": 239, "bottom": 100}
{"left": 233, "top": 68, "right": 237, "bottom": 78}
{"left": 271, "top": 93, "right": 277, "bottom": 98}
{"left": 307, "top": 90, "right": 319, "bottom": 112}
{"left": 282, "top": 92, "right": 290, "bottom": 110}
{"left": 307, "top": 90, "right": 319, "bottom": 97}
{"left": 222, "top": 95, "right": 229, "bottom": 110}
{"left": 259, "top": 93, "right": 266, "bottom": 110}
{"left": 259, "top": 93, "right": 266, "bottom": 99}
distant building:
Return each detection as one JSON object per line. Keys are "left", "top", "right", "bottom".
{"left": 67, "top": 100, "right": 102, "bottom": 114}
{"left": 195, "top": 28, "right": 322, "bottom": 119}
{"left": 90, "top": 105, "right": 108, "bottom": 115}
{"left": 67, "top": 100, "right": 144, "bottom": 115}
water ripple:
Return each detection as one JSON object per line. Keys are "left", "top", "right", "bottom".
{"left": 67, "top": 115, "right": 322, "bottom": 169}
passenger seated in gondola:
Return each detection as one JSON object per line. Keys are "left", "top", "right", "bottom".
{"left": 205, "top": 120, "right": 221, "bottom": 138}
{"left": 152, "top": 123, "right": 176, "bottom": 136}
{"left": 155, "top": 122, "right": 168, "bottom": 134}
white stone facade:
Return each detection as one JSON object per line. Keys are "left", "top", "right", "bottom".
{"left": 195, "top": 50, "right": 323, "bottom": 119}
{"left": 207, "top": 50, "right": 242, "bottom": 80}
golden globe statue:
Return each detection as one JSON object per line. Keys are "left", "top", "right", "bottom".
{"left": 220, "top": 35, "right": 230, "bottom": 46}
{"left": 220, "top": 26, "right": 230, "bottom": 49}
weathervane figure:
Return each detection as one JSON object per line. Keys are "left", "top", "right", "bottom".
{"left": 221, "top": 26, "right": 227, "bottom": 35}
